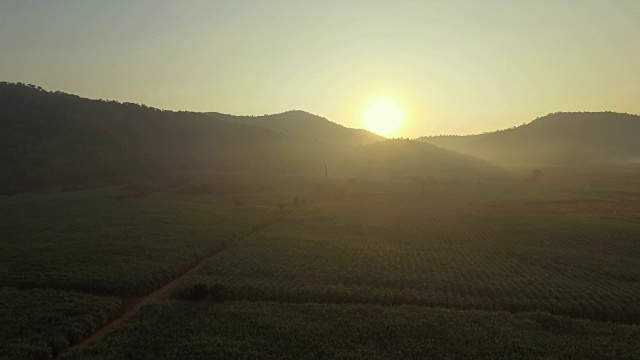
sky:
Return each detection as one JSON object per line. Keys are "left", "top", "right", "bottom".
{"left": 1, "top": 0, "right": 639, "bottom": 137}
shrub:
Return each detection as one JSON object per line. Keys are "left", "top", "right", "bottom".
{"left": 187, "top": 283, "right": 210, "bottom": 301}
{"left": 186, "top": 283, "right": 224, "bottom": 302}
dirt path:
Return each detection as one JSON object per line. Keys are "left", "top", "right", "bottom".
{"left": 71, "top": 258, "right": 209, "bottom": 349}
{"left": 64, "top": 215, "right": 289, "bottom": 354}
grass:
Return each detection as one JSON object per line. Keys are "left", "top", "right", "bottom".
{"left": 1, "top": 287, "right": 121, "bottom": 359}
{"left": 63, "top": 301, "right": 640, "bottom": 360}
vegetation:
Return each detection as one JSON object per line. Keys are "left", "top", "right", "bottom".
{"left": 2, "top": 83, "right": 639, "bottom": 358}
{"left": 1, "top": 287, "right": 120, "bottom": 359}
{"left": 0, "top": 82, "right": 337, "bottom": 193}
{"left": 419, "top": 111, "right": 640, "bottom": 166}
{"left": 349, "top": 139, "right": 502, "bottom": 179}
{"left": 1, "top": 187, "right": 282, "bottom": 296}
{"left": 63, "top": 302, "right": 640, "bottom": 359}
{"left": 174, "top": 187, "right": 640, "bottom": 323}
{"left": 0, "top": 82, "right": 500, "bottom": 194}
{"left": 208, "top": 110, "right": 384, "bottom": 146}
{"left": 1, "top": 173, "right": 639, "bottom": 358}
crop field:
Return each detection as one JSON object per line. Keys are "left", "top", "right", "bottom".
{"left": 2, "top": 172, "right": 640, "bottom": 359}
{"left": 64, "top": 302, "right": 640, "bottom": 360}
{"left": 1, "top": 185, "right": 287, "bottom": 358}
{"left": 1, "top": 187, "right": 283, "bottom": 296}
{"left": 174, "top": 185, "right": 640, "bottom": 323}
{"left": 1, "top": 287, "right": 120, "bottom": 359}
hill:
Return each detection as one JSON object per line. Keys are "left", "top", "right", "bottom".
{"left": 0, "top": 82, "right": 339, "bottom": 192}
{"left": 348, "top": 139, "right": 502, "bottom": 180}
{"left": 419, "top": 112, "right": 640, "bottom": 166}
{"left": 0, "top": 82, "right": 501, "bottom": 193}
{"left": 206, "top": 110, "right": 384, "bottom": 146}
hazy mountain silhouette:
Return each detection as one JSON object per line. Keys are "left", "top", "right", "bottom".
{"left": 207, "top": 110, "right": 384, "bottom": 146}
{"left": 0, "top": 82, "right": 338, "bottom": 192}
{"left": 0, "top": 82, "right": 500, "bottom": 193}
{"left": 349, "top": 139, "right": 501, "bottom": 179}
{"left": 419, "top": 112, "right": 640, "bottom": 166}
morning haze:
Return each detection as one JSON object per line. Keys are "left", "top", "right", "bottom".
{"left": 2, "top": 0, "right": 639, "bottom": 137}
{"left": 2, "top": 2, "right": 640, "bottom": 359}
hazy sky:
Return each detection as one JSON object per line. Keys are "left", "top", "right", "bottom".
{"left": 1, "top": 1, "right": 639, "bottom": 137}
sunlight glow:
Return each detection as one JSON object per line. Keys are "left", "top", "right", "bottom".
{"left": 362, "top": 98, "right": 404, "bottom": 136}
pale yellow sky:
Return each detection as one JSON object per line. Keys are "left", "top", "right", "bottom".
{"left": 1, "top": 1, "right": 639, "bottom": 137}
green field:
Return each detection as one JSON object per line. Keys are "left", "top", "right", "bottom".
{"left": 1, "top": 287, "right": 120, "bottom": 359}
{"left": 63, "top": 302, "right": 640, "bottom": 360}
{"left": 2, "top": 173, "right": 640, "bottom": 359}
{"left": 1, "top": 187, "right": 282, "bottom": 296}
{"left": 175, "top": 203, "right": 640, "bottom": 323}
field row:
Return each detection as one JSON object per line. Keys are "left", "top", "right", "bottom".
{"left": 175, "top": 207, "right": 640, "bottom": 323}
{"left": 63, "top": 301, "right": 640, "bottom": 360}
{"left": 1, "top": 189, "right": 283, "bottom": 296}
{"left": 1, "top": 287, "right": 121, "bottom": 359}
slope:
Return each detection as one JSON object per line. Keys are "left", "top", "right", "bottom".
{"left": 0, "top": 82, "right": 502, "bottom": 193}
{"left": 348, "top": 139, "right": 503, "bottom": 180}
{"left": 0, "top": 82, "right": 338, "bottom": 192}
{"left": 207, "top": 110, "right": 384, "bottom": 146}
{"left": 419, "top": 112, "right": 640, "bottom": 166}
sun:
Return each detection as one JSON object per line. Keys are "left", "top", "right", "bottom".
{"left": 362, "top": 98, "right": 404, "bottom": 136}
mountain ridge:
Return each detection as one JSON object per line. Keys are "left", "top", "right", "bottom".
{"left": 418, "top": 111, "right": 640, "bottom": 166}
{"left": 206, "top": 110, "right": 384, "bottom": 146}
{"left": 0, "top": 82, "right": 501, "bottom": 193}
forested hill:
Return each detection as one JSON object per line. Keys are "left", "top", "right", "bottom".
{"left": 0, "top": 82, "right": 340, "bottom": 192}
{"left": 419, "top": 112, "right": 640, "bottom": 166}
{"left": 0, "top": 82, "right": 501, "bottom": 193}
{"left": 207, "top": 110, "right": 384, "bottom": 146}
